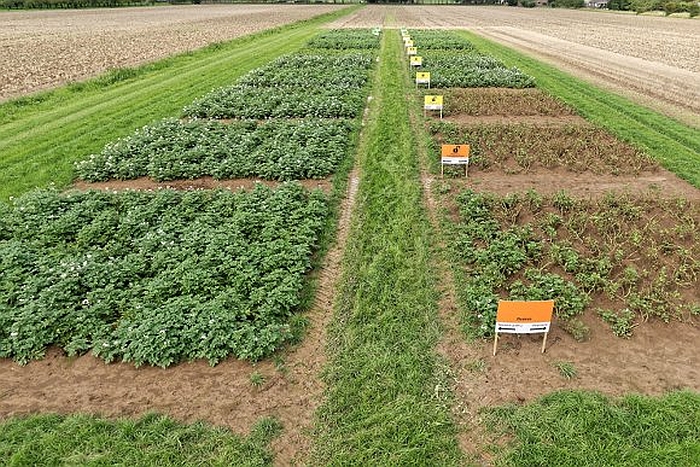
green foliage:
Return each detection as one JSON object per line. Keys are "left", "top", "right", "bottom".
{"left": 0, "top": 184, "right": 328, "bottom": 367}
{"left": 75, "top": 118, "right": 354, "bottom": 182}
{"left": 183, "top": 52, "right": 374, "bottom": 119}
{"left": 421, "top": 51, "right": 535, "bottom": 88}
{"left": 305, "top": 28, "right": 381, "bottom": 50}
{"left": 0, "top": 10, "right": 355, "bottom": 201}
{"left": 0, "top": 413, "right": 281, "bottom": 466}
{"left": 313, "top": 31, "right": 462, "bottom": 465}
{"left": 487, "top": 390, "right": 700, "bottom": 467}
{"left": 459, "top": 31, "right": 700, "bottom": 188}
{"left": 554, "top": 361, "right": 577, "bottom": 379}
{"left": 407, "top": 30, "right": 475, "bottom": 50}
{"left": 447, "top": 189, "right": 698, "bottom": 340}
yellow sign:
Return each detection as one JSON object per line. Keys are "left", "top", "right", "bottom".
{"left": 404, "top": 39, "right": 414, "bottom": 48}
{"left": 415, "top": 72, "right": 430, "bottom": 87}
{"left": 493, "top": 300, "right": 555, "bottom": 355}
{"left": 424, "top": 95, "right": 443, "bottom": 106}
{"left": 407, "top": 46, "right": 418, "bottom": 56}
{"left": 409, "top": 56, "right": 422, "bottom": 66}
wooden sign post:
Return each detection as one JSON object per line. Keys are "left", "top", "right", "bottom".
{"left": 440, "top": 144, "right": 470, "bottom": 177}
{"left": 424, "top": 95, "right": 443, "bottom": 119}
{"left": 493, "top": 300, "right": 554, "bottom": 356}
{"left": 409, "top": 56, "right": 422, "bottom": 68}
{"left": 416, "top": 71, "right": 431, "bottom": 89}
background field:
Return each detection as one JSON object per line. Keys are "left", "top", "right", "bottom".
{"left": 0, "top": 4, "right": 345, "bottom": 101}
{"left": 330, "top": 5, "right": 700, "bottom": 128}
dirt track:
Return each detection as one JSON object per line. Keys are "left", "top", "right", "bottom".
{"left": 0, "top": 5, "right": 343, "bottom": 101}
{"left": 330, "top": 6, "right": 700, "bottom": 127}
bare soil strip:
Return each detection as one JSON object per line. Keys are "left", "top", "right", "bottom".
{"left": 72, "top": 176, "right": 333, "bottom": 194}
{"left": 0, "top": 5, "right": 345, "bottom": 101}
{"left": 0, "top": 169, "right": 360, "bottom": 466}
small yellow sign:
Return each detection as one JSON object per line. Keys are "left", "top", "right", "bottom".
{"left": 409, "top": 56, "right": 422, "bottom": 67}
{"left": 404, "top": 39, "right": 414, "bottom": 48}
{"left": 407, "top": 46, "right": 418, "bottom": 56}
{"left": 416, "top": 72, "right": 430, "bottom": 83}
{"left": 424, "top": 95, "right": 443, "bottom": 106}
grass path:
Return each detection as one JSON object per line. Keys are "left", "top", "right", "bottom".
{"left": 0, "top": 8, "right": 355, "bottom": 201}
{"left": 461, "top": 31, "right": 700, "bottom": 189}
{"left": 311, "top": 30, "right": 463, "bottom": 465}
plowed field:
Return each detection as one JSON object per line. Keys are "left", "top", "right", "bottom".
{"left": 0, "top": 4, "right": 344, "bottom": 101}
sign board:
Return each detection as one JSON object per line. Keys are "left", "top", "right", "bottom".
{"left": 409, "top": 56, "right": 422, "bottom": 67}
{"left": 404, "top": 39, "right": 414, "bottom": 48}
{"left": 493, "top": 300, "right": 555, "bottom": 355}
{"left": 424, "top": 95, "right": 443, "bottom": 118}
{"left": 407, "top": 46, "right": 418, "bottom": 56}
{"left": 400, "top": 29, "right": 408, "bottom": 37}
{"left": 416, "top": 71, "right": 431, "bottom": 88}
{"left": 372, "top": 28, "right": 381, "bottom": 36}
{"left": 440, "top": 144, "right": 470, "bottom": 177}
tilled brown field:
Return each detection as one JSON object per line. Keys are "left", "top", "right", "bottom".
{"left": 330, "top": 6, "right": 700, "bottom": 127}
{"left": 0, "top": 4, "right": 344, "bottom": 101}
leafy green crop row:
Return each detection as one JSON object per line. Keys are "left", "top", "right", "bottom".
{"left": 76, "top": 118, "right": 353, "bottom": 182}
{"left": 183, "top": 53, "right": 373, "bottom": 120}
{"left": 406, "top": 30, "right": 533, "bottom": 88}
{"left": 0, "top": 184, "right": 327, "bottom": 367}
{"left": 407, "top": 30, "right": 475, "bottom": 50}
{"left": 446, "top": 188, "right": 699, "bottom": 340}
{"left": 306, "top": 28, "right": 381, "bottom": 50}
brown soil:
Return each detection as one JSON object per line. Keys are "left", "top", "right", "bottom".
{"left": 71, "top": 176, "right": 333, "bottom": 194}
{"left": 0, "top": 5, "right": 345, "bottom": 101}
{"left": 443, "top": 114, "right": 588, "bottom": 127}
{"left": 0, "top": 170, "right": 360, "bottom": 466}
{"left": 435, "top": 88, "right": 578, "bottom": 118}
{"left": 415, "top": 79, "right": 700, "bottom": 462}
{"left": 332, "top": 6, "right": 700, "bottom": 128}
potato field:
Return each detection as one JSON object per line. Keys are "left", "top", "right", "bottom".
{"left": 0, "top": 7, "right": 698, "bottom": 466}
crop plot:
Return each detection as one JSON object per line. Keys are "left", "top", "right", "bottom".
{"left": 433, "top": 88, "right": 578, "bottom": 118}
{"left": 409, "top": 30, "right": 534, "bottom": 89}
{"left": 76, "top": 118, "right": 354, "bottom": 182}
{"left": 0, "top": 184, "right": 327, "bottom": 367}
{"left": 184, "top": 52, "right": 375, "bottom": 120}
{"left": 447, "top": 189, "right": 699, "bottom": 340}
{"left": 430, "top": 121, "right": 654, "bottom": 175}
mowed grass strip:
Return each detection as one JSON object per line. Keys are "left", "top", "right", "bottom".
{"left": 487, "top": 390, "right": 700, "bottom": 467}
{"left": 0, "top": 7, "right": 357, "bottom": 201}
{"left": 0, "top": 413, "right": 281, "bottom": 466}
{"left": 460, "top": 31, "right": 700, "bottom": 188}
{"left": 311, "top": 31, "right": 462, "bottom": 465}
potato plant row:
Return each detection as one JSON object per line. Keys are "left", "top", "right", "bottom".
{"left": 449, "top": 189, "right": 699, "bottom": 339}
{"left": 76, "top": 118, "right": 353, "bottom": 182}
{"left": 184, "top": 53, "right": 374, "bottom": 119}
{"left": 306, "top": 28, "right": 381, "bottom": 50}
{"left": 408, "top": 30, "right": 534, "bottom": 88}
{"left": 0, "top": 184, "right": 327, "bottom": 367}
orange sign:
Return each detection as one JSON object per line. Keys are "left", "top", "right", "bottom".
{"left": 494, "top": 300, "right": 555, "bottom": 355}
{"left": 496, "top": 300, "right": 554, "bottom": 326}
{"left": 441, "top": 144, "right": 469, "bottom": 158}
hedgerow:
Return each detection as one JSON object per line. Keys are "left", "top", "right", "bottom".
{"left": 0, "top": 184, "right": 327, "bottom": 367}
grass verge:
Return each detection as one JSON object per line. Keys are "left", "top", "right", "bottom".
{"left": 460, "top": 31, "right": 700, "bottom": 188}
{"left": 311, "top": 30, "right": 462, "bottom": 465}
{"left": 486, "top": 390, "right": 700, "bottom": 467}
{"left": 0, "top": 413, "right": 281, "bottom": 466}
{"left": 0, "top": 6, "right": 357, "bottom": 201}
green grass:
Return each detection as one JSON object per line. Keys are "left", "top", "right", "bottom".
{"left": 487, "top": 390, "right": 700, "bottom": 467}
{"left": 311, "top": 30, "right": 462, "bottom": 465}
{"left": 0, "top": 413, "right": 281, "bottom": 466}
{"left": 0, "top": 6, "right": 357, "bottom": 201}
{"left": 460, "top": 31, "right": 700, "bottom": 188}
